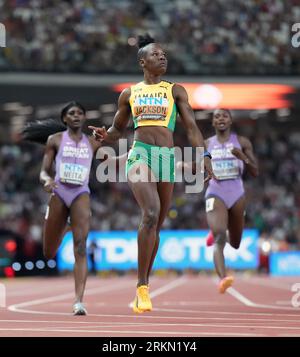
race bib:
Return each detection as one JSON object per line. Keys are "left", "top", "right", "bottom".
{"left": 206, "top": 197, "right": 215, "bottom": 212}
{"left": 212, "top": 158, "right": 239, "bottom": 180}
{"left": 59, "top": 163, "right": 88, "bottom": 185}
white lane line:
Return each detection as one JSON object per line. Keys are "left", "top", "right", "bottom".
{"left": 6, "top": 275, "right": 300, "bottom": 329}
{"left": 8, "top": 280, "right": 134, "bottom": 313}
{"left": 0, "top": 327, "right": 265, "bottom": 336}
{"left": 212, "top": 277, "right": 300, "bottom": 311}
{"left": 33, "top": 322, "right": 298, "bottom": 331}
{"left": 228, "top": 286, "right": 299, "bottom": 311}
{"left": 1, "top": 318, "right": 299, "bottom": 326}
{"left": 226, "top": 287, "right": 257, "bottom": 307}
{"left": 1, "top": 313, "right": 300, "bottom": 324}
{"left": 8, "top": 277, "right": 186, "bottom": 316}
{"left": 128, "top": 276, "right": 187, "bottom": 308}
{"left": 2, "top": 317, "right": 300, "bottom": 332}
{"left": 150, "top": 277, "right": 187, "bottom": 298}
{"left": 22, "top": 321, "right": 300, "bottom": 330}
{"left": 5, "top": 307, "right": 300, "bottom": 320}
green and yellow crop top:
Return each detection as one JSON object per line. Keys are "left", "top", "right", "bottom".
{"left": 129, "top": 80, "right": 178, "bottom": 132}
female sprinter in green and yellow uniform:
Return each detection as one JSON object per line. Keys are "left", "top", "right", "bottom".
{"left": 89, "top": 34, "right": 213, "bottom": 313}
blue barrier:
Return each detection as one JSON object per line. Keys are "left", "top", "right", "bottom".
{"left": 57, "top": 229, "right": 259, "bottom": 271}
{"left": 270, "top": 251, "right": 300, "bottom": 276}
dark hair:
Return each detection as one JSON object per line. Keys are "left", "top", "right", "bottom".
{"left": 137, "top": 34, "right": 155, "bottom": 60}
{"left": 60, "top": 101, "right": 86, "bottom": 122}
{"left": 22, "top": 118, "right": 67, "bottom": 145}
{"left": 22, "top": 102, "right": 86, "bottom": 145}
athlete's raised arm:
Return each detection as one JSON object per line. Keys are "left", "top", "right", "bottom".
{"left": 89, "top": 88, "right": 131, "bottom": 144}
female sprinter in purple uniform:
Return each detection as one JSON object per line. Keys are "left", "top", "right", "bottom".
{"left": 23, "top": 102, "right": 102, "bottom": 315}
{"left": 205, "top": 109, "right": 258, "bottom": 293}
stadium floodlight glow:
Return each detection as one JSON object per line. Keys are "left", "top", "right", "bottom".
{"left": 47, "top": 260, "right": 56, "bottom": 268}
{"left": 193, "top": 84, "right": 223, "bottom": 108}
{"left": 113, "top": 83, "right": 295, "bottom": 110}
{"left": 36, "top": 260, "right": 45, "bottom": 269}
{"left": 5, "top": 240, "right": 17, "bottom": 253}
{"left": 25, "top": 261, "right": 34, "bottom": 270}
{"left": 261, "top": 241, "right": 271, "bottom": 254}
{"left": 12, "top": 262, "right": 21, "bottom": 272}
{"left": 4, "top": 267, "right": 14, "bottom": 278}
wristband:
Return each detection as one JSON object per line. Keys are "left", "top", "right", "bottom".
{"left": 203, "top": 151, "right": 212, "bottom": 159}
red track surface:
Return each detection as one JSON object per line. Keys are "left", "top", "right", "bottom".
{"left": 0, "top": 274, "right": 300, "bottom": 337}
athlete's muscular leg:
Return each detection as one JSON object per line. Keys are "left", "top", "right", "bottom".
{"left": 206, "top": 197, "right": 228, "bottom": 278}
{"left": 147, "top": 182, "right": 174, "bottom": 282}
{"left": 128, "top": 164, "right": 160, "bottom": 287}
{"left": 70, "top": 194, "right": 90, "bottom": 303}
{"left": 228, "top": 196, "right": 246, "bottom": 249}
{"left": 43, "top": 194, "right": 69, "bottom": 259}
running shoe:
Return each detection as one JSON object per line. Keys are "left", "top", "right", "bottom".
{"left": 132, "top": 285, "right": 152, "bottom": 313}
{"left": 218, "top": 276, "right": 234, "bottom": 294}
{"left": 73, "top": 302, "right": 87, "bottom": 316}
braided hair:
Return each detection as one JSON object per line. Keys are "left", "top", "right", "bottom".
{"left": 137, "top": 34, "right": 155, "bottom": 61}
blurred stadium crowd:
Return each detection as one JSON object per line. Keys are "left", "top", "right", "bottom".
{"left": 0, "top": 122, "right": 299, "bottom": 260}
{"left": 1, "top": 0, "right": 300, "bottom": 74}
{"left": 0, "top": 0, "right": 300, "bottom": 273}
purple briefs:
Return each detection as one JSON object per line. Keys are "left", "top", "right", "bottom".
{"left": 53, "top": 181, "right": 90, "bottom": 208}
{"left": 205, "top": 178, "right": 245, "bottom": 209}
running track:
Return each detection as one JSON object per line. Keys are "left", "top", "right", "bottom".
{"left": 0, "top": 275, "right": 300, "bottom": 337}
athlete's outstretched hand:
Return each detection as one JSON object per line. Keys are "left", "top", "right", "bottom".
{"left": 88, "top": 126, "right": 108, "bottom": 142}
{"left": 44, "top": 178, "right": 57, "bottom": 193}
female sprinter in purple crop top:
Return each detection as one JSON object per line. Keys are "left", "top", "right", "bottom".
{"left": 205, "top": 109, "right": 258, "bottom": 293}
{"left": 23, "top": 102, "right": 102, "bottom": 315}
